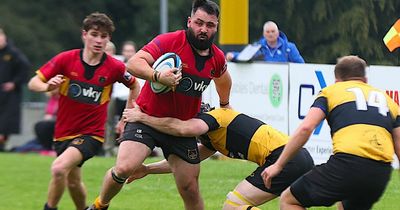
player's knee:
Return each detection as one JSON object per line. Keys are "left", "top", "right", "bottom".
{"left": 280, "top": 188, "right": 296, "bottom": 209}
{"left": 50, "top": 163, "right": 68, "bottom": 179}
{"left": 177, "top": 179, "right": 199, "bottom": 196}
{"left": 110, "top": 167, "right": 127, "bottom": 184}
{"left": 224, "top": 190, "right": 257, "bottom": 209}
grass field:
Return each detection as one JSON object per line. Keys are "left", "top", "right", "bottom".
{"left": 1, "top": 153, "right": 399, "bottom": 210}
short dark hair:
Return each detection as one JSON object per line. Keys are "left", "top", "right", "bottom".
{"left": 334, "top": 55, "right": 367, "bottom": 81}
{"left": 191, "top": 0, "right": 219, "bottom": 18}
{"left": 82, "top": 12, "right": 115, "bottom": 35}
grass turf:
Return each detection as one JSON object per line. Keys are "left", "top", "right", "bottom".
{"left": 0, "top": 153, "right": 398, "bottom": 210}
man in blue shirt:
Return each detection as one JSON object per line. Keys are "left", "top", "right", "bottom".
{"left": 226, "top": 21, "right": 304, "bottom": 63}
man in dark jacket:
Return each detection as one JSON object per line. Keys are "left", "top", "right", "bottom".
{"left": 0, "top": 27, "right": 30, "bottom": 151}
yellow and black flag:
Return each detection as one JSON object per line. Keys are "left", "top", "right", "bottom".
{"left": 383, "top": 19, "right": 400, "bottom": 52}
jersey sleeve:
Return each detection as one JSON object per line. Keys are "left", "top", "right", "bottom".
{"left": 116, "top": 65, "right": 136, "bottom": 89}
{"left": 141, "top": 33, "right": 173, "bottom": 61}
{"left": 196, "top": 112, "right": 220, "bottom": 131}
{"left": 311, "top": 89, "right": 329, "bottom": 116}
{"left": 392, "top": 108, "right": 400, "bottom": 128}
{"left": 36, "top": 52, "right": 67, "bottom": 82}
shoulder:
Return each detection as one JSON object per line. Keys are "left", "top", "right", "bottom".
{"left": 56, "top": 49, "right": 80, "bottom": 59}
{"left": 106, "top": 54, "right": 125, "bottom": 66}
{"left": 49, "top": 49, "right": 79, "bottom": 64}
{"left": 143, "top": 30, "right": 186, "bottom": 56}
{"left": 211, "top": 45, "right": 226, "bottom": 60}
{"left": 155, "top": 30, "right": 185, "bottom": 41}
{"left": 6, "top": 46, "right": 30, "bottom": 63}
{"left": 286, "top": 42, "right": 299, "bottom": 50}
{"left": 104, "top": 54, "right": 126, "bottom": 72}
{"left": 210, "top": 46, "right": 227, "bottom": 76}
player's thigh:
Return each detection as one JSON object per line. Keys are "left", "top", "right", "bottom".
{"left": 233, "top": 179, "right": 277, "bottom": 206}
{"left": 52, "top": 146, "right": 83, "bottom": 171}
{"left": 115, "top": 141, "right": 151, "bottom": 172}
{"left": 168, "top": 154, "right": 200, "bottom": 187}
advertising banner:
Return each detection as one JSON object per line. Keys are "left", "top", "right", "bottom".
{"left": 203, "top": 62, "right": 289, "bottom": 133}
{"left": 288, "top": 63, "right": 336, "bottom": 164}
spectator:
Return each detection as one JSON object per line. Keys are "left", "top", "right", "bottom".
{"left": 11, "top": 89, "right": 59, "bottom": 155}
{"left": 104, "top": 40, "right": 137, "bottom": 156}
{"left": 0, "top": 27, "right": 30, "bottom": 151}
{"left": 226, "top": 21, "right": 304, "bottom": 63}
{"left": 36, "top": 89, "right": 59, "bottom": 154}
{"left": 104, "top": 41, "right": 117, "bottom": 56}
{"left": 120, "top": 40, "right": 136, "bottom": 63}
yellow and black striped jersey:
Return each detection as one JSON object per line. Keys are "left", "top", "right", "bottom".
{"left": 197, "top": 108, "right": 288, "bottom": 166}
{"left": 313, "top": 81, "right": 400, "bottom": 162}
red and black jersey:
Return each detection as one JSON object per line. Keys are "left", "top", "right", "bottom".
{"left": 36, "top": 49, "right": 136, "bottom": 142}
{"left": 137, "top": 30, "right": 227, "bottom": 120}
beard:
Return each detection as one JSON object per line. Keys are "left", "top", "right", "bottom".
{"left": 186, "top": 28, "right": 216, "bottom": 51}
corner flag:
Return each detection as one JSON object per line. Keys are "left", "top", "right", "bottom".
{"left": 383, "top": 19, "right": 400, "bottom": 52}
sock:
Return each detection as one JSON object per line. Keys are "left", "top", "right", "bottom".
{"left": 44, "top": 203, "right": 57, "bottom": 210}
{"left": 94, "top": 197, "right": 109, "bottom": 208}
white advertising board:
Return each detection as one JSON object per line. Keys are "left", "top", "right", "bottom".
{"left": 203, "top": 62, "right": 289, "bottom": 133}
{"left": 288, "top": 63, "right": 336, "bottom": 164}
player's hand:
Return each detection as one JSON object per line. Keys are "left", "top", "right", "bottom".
{"left": 126, "top": 164, "right": 149, "bottom": 184}
{"left": 158, "top": 67, "right": 182, "bottom": 88}
{"left": 226, "top": 52, "right": 234, "bottom": 61}
{"left": 115, "top": 119, "right": 126, "bottom": 136}
{"left": 261, "top": 163, "right": 283, "bottom": 189}
{"left": 123, "top": 102, "right": 145, "bottom": 123}
{"left": 47, "top": 74, "right": 65, "bottom": 91}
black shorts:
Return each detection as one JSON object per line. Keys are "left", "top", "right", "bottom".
{"left": 121, "top": 122, "right": 200, "bottom": 164}
{"left": 290, "top": 153, "right": 392, "bottom": 209}
{"left": 54, "top": 135, "right": 103, "bottom": 167}
{"left": 245, "top": 147, "right": 314, "bottom": 195}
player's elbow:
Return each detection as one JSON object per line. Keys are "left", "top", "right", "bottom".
{"left": 27, "top": 77, "right": 40, "bottom": 92}
{"left": 298, "top": 124, "right": 315, "bottom": 136}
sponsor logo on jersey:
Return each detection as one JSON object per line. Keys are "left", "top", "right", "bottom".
{"left": 68, "top": 80, "right": 104, "bottom": 104}
{"left": 176, "top": 72, "right": 211, "bottom": 97}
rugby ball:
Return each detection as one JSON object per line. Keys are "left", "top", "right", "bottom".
{"left": 150, "top": 53, "right": 182, "bottom": 94}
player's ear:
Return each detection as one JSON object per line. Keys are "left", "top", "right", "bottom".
{"left": 81, "top": 30, "right": 87, "bottom": 40}
{"left": 187, "top": 16, "right": 191, "bottom": 28}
